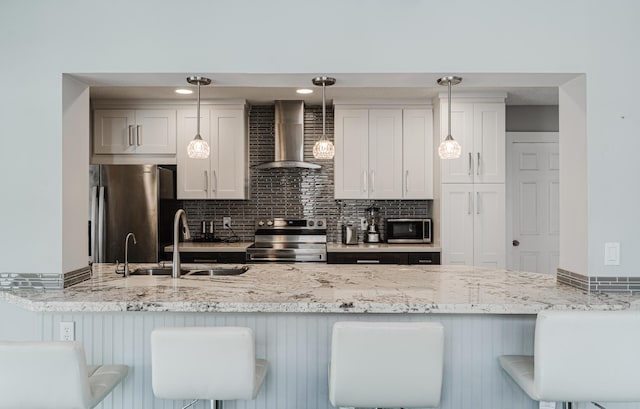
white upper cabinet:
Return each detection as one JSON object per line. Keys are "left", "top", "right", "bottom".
{"left": 439, "top": 100, "right": 505, "bottom": 184}
{"left": 368, "top": 109, "right": 403, "bottom": 199}
{"left": 402, "top": 109, "right": 434, "bottom": 199}
{"left": 93, "top": 109, "right": 176, "bottom": 155}
{"left": 334, "top": 104, "right": 433, "bottom": 200}
{"left": 176, "top": 104, "right": 247, "bottom": 200}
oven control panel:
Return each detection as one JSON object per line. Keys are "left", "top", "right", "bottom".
{"left": 255, "top": 218, "right": 326, "bottom": 230}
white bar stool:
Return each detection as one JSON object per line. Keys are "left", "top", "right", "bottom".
{"left": 329, "top": 321, "right": 445, "bottom": 408}
{"left": 0, "top": 341, "right": 128, "bottom": 409}
{"left": 151, "top": 327, "right": 268, "bottom": 409}
{"left": 499, "top": 310, "right": 640, "bottom": 408}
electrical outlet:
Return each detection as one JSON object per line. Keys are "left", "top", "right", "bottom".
{"left": 223, "top": 217, "right": 232, "bottom": 229}
{"left": 59, "top": 321, "right": 75, "bottom": 341}
{"left": 360, "top": 217, "right": 367, "bottom": 231}
{"left": 604, "top": 242, "right": 620, "bottom": 265}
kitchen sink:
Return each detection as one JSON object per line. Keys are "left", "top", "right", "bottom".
{"left": 184, "top": 266, "right": 249, "bottom": 277}
{"left": 128, "top": 267, "right": 189, "bottom": 276}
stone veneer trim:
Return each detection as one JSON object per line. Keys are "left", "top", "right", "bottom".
{"left": 0, "top": 266, "right": 91, "bottom": 290}
{"left": 557, "top": 268, "right": 640, "bottom": 294}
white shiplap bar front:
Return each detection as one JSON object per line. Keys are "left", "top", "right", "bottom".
{"left": 4, "top": 263, "right": 640, "bottom": 409}
{"left": 39, "top": 312, "right": 537, "bottom": 409}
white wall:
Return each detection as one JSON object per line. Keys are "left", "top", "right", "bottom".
{"left": 1, "top": 0, "right": 639, "bottom": 276}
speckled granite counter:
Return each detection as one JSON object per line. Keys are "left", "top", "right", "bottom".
{"left": 327, "top": 243, "right": 440, "bottom": 252}
{"left": 2, "top": 263, "right": 639, "bottom": 314}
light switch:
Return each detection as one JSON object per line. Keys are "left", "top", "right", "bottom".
{"left": 604, "top": 242, "right": 620, "bottom": 266}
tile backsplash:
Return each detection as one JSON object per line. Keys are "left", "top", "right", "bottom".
{"left": 180, "top": 105, "right": 431, "bottom": 243}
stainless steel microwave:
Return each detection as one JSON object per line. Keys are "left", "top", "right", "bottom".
{"left": 386, "top": 218, "right": 432, "bottom": 244}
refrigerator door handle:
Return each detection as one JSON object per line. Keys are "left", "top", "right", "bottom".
{"left": 98, "top": 186, "right": 105, "bottom": 263}
{"left": 90, "top": 186, "right": 97, "bottom": 263}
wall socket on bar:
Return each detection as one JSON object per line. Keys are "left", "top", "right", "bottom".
{"left": 223, "top": 217, "right": 232, "bottom": 229}
{"left": 59, "top": 321, "right": 75, "bottom": 341}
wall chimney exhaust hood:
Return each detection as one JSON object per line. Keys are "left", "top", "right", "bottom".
{"left": 254, "top": 100, "right": 321, "bottom": 169}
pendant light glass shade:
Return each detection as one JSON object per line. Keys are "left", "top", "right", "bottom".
{"left": 437, "top": 76, "right": 463, "bottom": 160}
{"left": 186, "top": 76, "right": 212, "bottom": 159}
{"left": 438, "top": 135, "right": 462, "bottom": 159}
{"left": 312, "top": 76, "right": 336, "bottom": 160}
{"left": 187, "top": 134, "right": 210, "bottom": 159}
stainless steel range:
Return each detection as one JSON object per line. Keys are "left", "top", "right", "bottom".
{"left": 246, "top": 218, "right": 327, "bottom": 262}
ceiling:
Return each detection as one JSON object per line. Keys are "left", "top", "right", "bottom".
{"left": 83, "top": 73, "right": 579, "bottom": 106}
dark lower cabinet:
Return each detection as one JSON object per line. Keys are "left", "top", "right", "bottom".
{"left": 165, "top": 252, "right": 246, "bottom": 263}
{"left": 327, "top": 251, "right": 440, "bottom": 265}
{"left": 407, "top": 252, "right": 441, "bottom": 265}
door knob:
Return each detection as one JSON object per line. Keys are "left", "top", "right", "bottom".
{"left": 512, "top": 240, "right": 520, "bottom": 247}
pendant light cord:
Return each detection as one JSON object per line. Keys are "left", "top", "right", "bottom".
{"left": 447, "top": 79, "right": 452, "bottom": 138}
{"left": 196, "top": 80, "right": 201, "bottom": 136}
{"left": 322, "top": 82, "right": 326, "bottom": 137}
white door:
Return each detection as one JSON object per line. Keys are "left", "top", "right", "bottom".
{"left": 402, "top": 108, "right": 434, "bottom": 199}
{"left": 473, "top": 184, "right": 506, "bottom": 268}
{"left": 93, "top": 109, "right": 136, "bottom": 154}
{"left": 133, "top": 110, "right": 176, "bottom": 154}
{"left": 440, "top": 102, "right": 474, "bottom": 183}
{"left": 473, "top": 103, "right": 505, "bottom": 183}
{"left": 334, "top": 108, "right": 369, "bottom": 199}
{"left": 507, "top": 132, "right": 559, "bottom": 274}
{"left": 177, "top": 109, "right": 210, "bottom": 199}
{"left": 210, "top": 107, "right": 246, "bottom": 199}
{"left": 441, "top": 184, "right": 475, "bottom": 265}
{"left": 368, "top": 109, "right": 403, "bottom": 199}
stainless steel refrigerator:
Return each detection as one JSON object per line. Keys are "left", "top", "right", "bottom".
{"left": 89, "top": 164, "right": 176, "bottom": 263}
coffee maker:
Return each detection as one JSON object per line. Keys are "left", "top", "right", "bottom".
{"left": 364, "top": 206, "right": 381, "bottom": 243}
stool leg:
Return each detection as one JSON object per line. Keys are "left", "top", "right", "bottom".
{"left": 210, "top": 400, "right": 223, "bottom": 409}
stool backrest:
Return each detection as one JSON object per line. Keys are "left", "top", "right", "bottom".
{"left": 0, "top": 341, "right": 91, "bottom": 409}
{"left": 535, "top": 310, "right": 640, "bottom": 402}
{"left": 329, "top": 321, "right": 444, "bottom": 408}
{"left": 151, "top": 327, "right": 257, "bottom": 401}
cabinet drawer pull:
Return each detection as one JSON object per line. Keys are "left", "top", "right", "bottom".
{"left": 356, "top": 259, "right": 380, "bottom": 264}
{"left": 418, "top": 259, "right": 433, "bottom": 264}
{"left": 193, "top": 259, "right": 218, "bottom": 263}
{"left": 136, "top": 125, "right": 142, "bottom": 146}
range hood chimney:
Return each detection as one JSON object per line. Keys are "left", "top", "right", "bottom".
{"left": 254, "top": 100, "right": 321, "bottom": 169}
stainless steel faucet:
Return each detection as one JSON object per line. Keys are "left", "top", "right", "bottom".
{"left": 172, "top": 209, "right": 191, "bottom": 278}
{"left": 124, "top": 232, "right": 137, "bottom": 277}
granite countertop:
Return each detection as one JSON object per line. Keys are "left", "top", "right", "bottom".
{"left": 163, "top": 242, "right": 253, "bottom": 252}
{"left": 327, "top": 243, "right": 440, "bottom": 252}
{"left": 2, "top": 263, "right": 639, "bottom": 314}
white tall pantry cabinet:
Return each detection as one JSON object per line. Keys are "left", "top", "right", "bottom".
{"left": 438, "top": 94, "right": 506, "bottom": 268}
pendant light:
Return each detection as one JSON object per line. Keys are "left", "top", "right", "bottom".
{"left": 186, "top": 76, "right": 212, "bottom": 159}
{"left": 312, "top": 76, "right": 336, "bottom": 159}
{"left": 437, "top": 76, "right": 463, "bottom": 159}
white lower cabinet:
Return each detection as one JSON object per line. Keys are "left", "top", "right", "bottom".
{"left": 176, "top": 105, "right": 247, "bottom": 199}
{"left": 441, "top": 183, "right": 505, "bottom": 268}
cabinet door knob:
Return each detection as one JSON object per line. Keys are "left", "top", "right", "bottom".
{"left": 512, "top": 240, "right": 520, "bottom": 247}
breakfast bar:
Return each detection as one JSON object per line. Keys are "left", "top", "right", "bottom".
{"left": 2, "top": 265, "right": 639, "bottom": 409}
